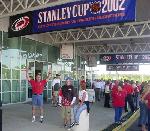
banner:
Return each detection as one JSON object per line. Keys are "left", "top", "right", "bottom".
{"left": 106, "top": 64, "right": 139, "bottom": 71}
{"left": 8, "top": 0, "right": 136, "bottom": 37}
{"left": 100, "top": 53, "right": 150, "bottom": 64}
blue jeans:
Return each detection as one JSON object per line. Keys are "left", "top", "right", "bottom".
{"left": 148, "top": 108, "right": 150, "bottom": 131}
{"left": 114, "top": 107, "right": 123, "bottom": 122}
{"left": 73, "top": 104, "right": 87, "bottom": 123}
{"left": 134, "top": 93, "right": 140, "bottom": 109}
{"left": 138, "top": 101, "right": 148, "bottom": 125}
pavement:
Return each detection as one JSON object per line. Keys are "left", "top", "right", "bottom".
{"left": 2, "top": 100, "right": 114, "bottom": 131}
{"left": 127, "top": 119, "right": 143, "bottom": 131}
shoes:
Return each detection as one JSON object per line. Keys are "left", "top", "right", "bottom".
{"left": 64, "top": 124, "right": 67, "bottom": 128}
{"left": 32, "top": 116, "right": 35, "bottom": 122}
{"left": 40, "top": 118, "right": 43, "bottom": 123}
{"left": 40, "top": 116, "right": 43, "bottom": 123}
{"left": 70, "top": 122, "right": 75, "bottom": 128}
{"left": 70, "top": 122, "right": 79, "bottom": 128}
{"left": 115, "top": 121, "right": 122, "bottom": 125}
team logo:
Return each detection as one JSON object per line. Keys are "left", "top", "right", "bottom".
{"left": 90, "top": 2, "right": 101, "bottom": 14}
{"left": 103, "top": 56, "right": 112, "bottom": 62}
{"left": 11, "top": 16, "right": 30, "bottom": 31}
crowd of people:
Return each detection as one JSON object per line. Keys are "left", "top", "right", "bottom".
{"left": 26, "top": 65, "right": 150, "bottom": 131}
{"left": 26, "top": 67, "right": 89, "bottom": 130}
{"left": 92, "top": 79, "right": 150, "bottom": 131}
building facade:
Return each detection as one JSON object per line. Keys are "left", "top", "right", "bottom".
{"left": 0, "top": 31, "right": 79, "bottom": 104}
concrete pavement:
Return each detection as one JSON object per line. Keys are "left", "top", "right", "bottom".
{"left": 3, "top": 101, "right": 114, "bottom": 131}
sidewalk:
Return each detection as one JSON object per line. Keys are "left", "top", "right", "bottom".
{"left": 3, "top": 101, "right": 114, "bottom": 131}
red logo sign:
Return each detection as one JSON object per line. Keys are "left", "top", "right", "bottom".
{"left": 103, "top": 56, "right": 112, "bottom": 62}
{"left": 11, "top": 16, "right": 30, "bottom": 31}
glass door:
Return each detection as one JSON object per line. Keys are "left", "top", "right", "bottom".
{"left": 26, "top": 60, "right": 35, "bottom": 101}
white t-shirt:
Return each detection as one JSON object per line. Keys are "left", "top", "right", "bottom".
{"left": 52, "top": 78, "right": 60, "bottom": 87}
{"left": 79, "top": 90, "right": 88, "bottom": 102}
{"left": 105, "top": 85, "right": 110, "bottom": 93}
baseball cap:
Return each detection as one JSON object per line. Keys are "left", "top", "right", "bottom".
{"left": 65, "top": 77, "right": 72, "bottom": 81}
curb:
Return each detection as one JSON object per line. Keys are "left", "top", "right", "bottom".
{"left": 112, "top": 109, "right": 140, "bottom": 131}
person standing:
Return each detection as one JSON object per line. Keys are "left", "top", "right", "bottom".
{"left": 104, "top": 81, "right": 111, "bottom": 108}
{"left": 58, "top": 78, "right": 76, "bottom": 129}
{"left": 94, "top": 79, "right": 101, "bottom": 101}
{"left": 123, "top": 80, "right": 135, "bottom": 112}
{"left": 138, "top": 83, "right": 149, "bottom": 131}
{"left": 142, "top": 83, "right": 150, "bottom": 131}
{"left": 52, "top": 74, "right": 61, "bottom": 106}
{"left": 26, "top": 67, "right": 51, "bottom": 123}
{"left": 112, "top": 84, "right": 126, "bottom": 124}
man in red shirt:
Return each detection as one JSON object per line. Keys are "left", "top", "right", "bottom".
{"left": 123, "top": 80, "right": 135, "bottom": 112}
{"left": 26, "top": 67, "right": 51, "bottom": 123}
{"left": 112, "top": 84, "right": 126, "bottom": 124}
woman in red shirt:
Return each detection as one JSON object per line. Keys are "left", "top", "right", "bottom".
{"left": 112, "top": 83, "right": 126, "bottom": 124}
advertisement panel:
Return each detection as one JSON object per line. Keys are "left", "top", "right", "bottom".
{"left": 8, "top": 0, "right": 136, "bottom": 37}
{"left": 61, "top": 44, "right": 74, "bottom": 60}
{"left": 100, "top": 53, "right": 150, "bottom": 64}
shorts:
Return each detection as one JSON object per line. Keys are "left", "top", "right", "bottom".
{"left": 62, "top": 106, "right": 71, "bottom": 119}
{"left": 32, "top": 94, "right": 43, "bottom": 107}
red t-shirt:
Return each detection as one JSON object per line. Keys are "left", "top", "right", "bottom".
{"left": 123, "top": 84, "right": 134, "bottom": 95}
{"left": 112, "top": 90, "right": 126, "bottom": 107}
{"left": 29, "top": 80, "right": 47, "bottom": 95}
{"left": 145, "top": 93, "right": 150, "bottom": 109}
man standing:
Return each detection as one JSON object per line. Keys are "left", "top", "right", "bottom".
{"left": 59, "top": 78, "right": 76, "bottom": 129}
{"left": 123, "top": 80, "right": 135, "bottom": 112}
{"left": 94, "top": 79, "right": 101, "bottom": 101}
{"left": 52, "top": 74, "right": 61, "bottom": 106}
{"left": 26, "top": 67, "right": 51, "bottom": 123}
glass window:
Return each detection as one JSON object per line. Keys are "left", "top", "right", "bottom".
{"left": 12, "top": 92, "right": 20, "bottom": 103}
{"left": 21, "top": 91, "right": 26, "bottom": 102}
{"left": 48, "top": 90, "right": 52, "bottom": 99}
{"left": 21, "top": 59, "right": 26, "bottom": 69}
{"left": 21, "top": 38, "right": 36, "bottom": 60}
{"left": 2, "top": 34, "right": 21, "bottom": 69}
{"left": 11, "top": 56, "right": 20, "bottom": 69}
{"left": 42, "top": 62, "right": 48, "bottom": 79}
{"left": 2, "top": 80, "right": 11, "bottom": 92}
{"left": 0, "top": 31, "right": 2, "bottom": 45}
{"left": 2, "top": 92, "right": 11, "bottom": 104}
{"left": 12, "top": 80, "right": 20, "bottom": 91}
{"left": 2, "top": 51, "right": 11, "bottom": 68}
{"left": 12, "top": 70, "right": 20, "bottom": 79}
{"left": 48, "top": 81, "right": 52, "bottom": 89}
{"left": 36, "top": 42, "right": 48, "bottom": 61}
{"left": 48, "top": 46, "right": 59, "bottom": 63}
{"left": 21, "top": 80, "right": 27, "bottom": 89}
{"left": 43, "top": 90, "right": 48, "bottom": 101}
{"left": 2, "top": 68, "right": 11, "bottom": 79}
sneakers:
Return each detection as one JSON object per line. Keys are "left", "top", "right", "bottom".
{"left": 70, "top": 122, "right": 79, "bottom": 128}
{"left": 70, "top": 122, "right": 75, "bottom": 128}
{"left": 40, "top": 116, "right": 44, "bottom": 123}
{"left": 32, "top": 116, "right": 44, "bottom": 123}
{"left": 32, "top": 116, "right": 36, "bottom": 122}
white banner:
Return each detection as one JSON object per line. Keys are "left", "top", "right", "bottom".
{"left": 61, "top": 44, "right": 74, "bottom": 60}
